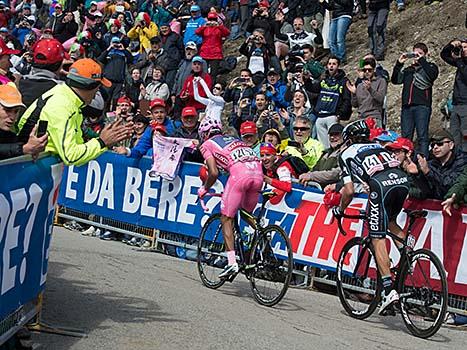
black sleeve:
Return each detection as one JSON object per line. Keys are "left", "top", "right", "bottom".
{"left": 418, "top": 57, "right": 439, "bottom": 82}
{"left": 313, "top": 28, "right": 323, "bottom": 45}
{"left": 440, "top": 43, "right": 457, "bottom": 67}
{"left": 390, "top": 61, "right": 404, "bottom": 85}
{"left": 0, "top": 143, "right": 24, "bottom": 160}
{"left": 239, "top": 42, "right": 250, "bottom": 56}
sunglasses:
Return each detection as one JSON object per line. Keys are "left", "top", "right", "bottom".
{"left": 213, "top": 86, "right": 222, "bottom": 90}
{"left": 293, "top": 126, "right": 310, "bottom": 132}
{"left": 362, "top": 68, "right": 374, "bottom": 72}
{"left": 430, "top": 140, "right": 451, "bottom": 148}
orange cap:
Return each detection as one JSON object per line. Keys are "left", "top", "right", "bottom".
{"left": 67, "top": 58, "right": 112, "bottom": 88}
{"left": 0, "top": 83, "right": 25, "bottom": 108}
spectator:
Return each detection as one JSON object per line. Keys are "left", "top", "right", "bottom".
{"left": 320, "top": 0, "right": 353, "bottom": 63}
{"left": 195, "top": 11, "right": 230, "bottom": 81}
{"left": 140, "top": 66, "right": 170, "bottom": 101}
{"left": 274, "top": 10, "right": 293, "bottom": 59}
{"left": 367, "top": 0, "right": 390, "bottom": 61}
{"left": 299, "top": 123, "right": 344, "bottom": 188}
{"left": 0, "top": 83, "right": 47, "bottom": 160}
{"left": 12, "top": 14, "right": 33, "bottom": 47}
{"left": 279, "top": 116, "right": 323, "bottom": 169}
{"left": 411, "top": 130, "right": 467, "bottom": 200}
{"left": 255, "top": 103, "right": 289, "bottom": 139}
{"left": 17, "top": 58, "right": 132, "bottom": 166}
{"left": 114, "top": 95, "right": 134, "bottom": 123}
{"left": 440, "top": 39, "right": 467, "bottom": 152}
{"left": 173, "top": 106, "right": 200, "bottom": 140}
{"left": 261, "top": 128, "right": 282, "bottom": 147}
{"left": 239, "top": 29, "right": 273, "bottom": 83}
{"left": 240, "top": 120, "right": 261, "bottom": 157}
{"left": 54, "top": 12, "right": 79, "bottom": 44}
{"left": 103, "top": 19, "right": 129, "bottom": 48}
{"left": 236, "top": 91, "right": 267, "bottom": 131}
{"left": 391, "top": 43, "right": 439, "bottom": 157}
{"left": 172, "top": 41, "right": 204, "bottom": 96}
{"left": 141, "top": 0, "right": 173, "bottom": 27}
{"left": 306, "top": 56, "right": 351, "bottom": 148}
{"left": 0, "top": 39, "right": 20, "bottom": 84}
{"left": 302, "top": 0, "right": 325, "bottom": 32}
{"left": 159, "top": 22, "right": 184, "bottom": 87}
{"left": 261, "top": 68, "right": 288, "bottom": 109}
{"left": 18, "top": 38, "right": 67, "bottom": 107}
{"left": 183, "top": 5, "right": 206, "bottom": 46}
{"left": 134, "top": 35, "right": 170, "bottom": 82}
{"left": 127, "top": 12, "right": 159, "bottom": 53}
{"left": 246, "top": 0, "right": 276, "bottom": 55}
{"left": 179, "top": 56, "right": 212, "bottom": 111}
{"left": 442, "top": 166, "right": 467, "bottom": 216}
{"left": 0, "top": 2, "right": 13, "bottom": 29}
{"left": 129, "top": 113, "right": 150, "bottom": 148}
{"left": 46, "top": 3, "right": 65, "bottom": 36}
{"left": 224, "top": 69, "right": 255, "bottom": 123}
{"left": 279, "top": 89, "right": 314, "bottom": 136}
{"left": 193, "top": 76, "right": 225, "bottom": 121}
{"left": 280, "top": 17, "right": 323, "bottom": 51}
{"left": 125, "top": 67, "right": 144, "bottom": 107}
{"left": 346, "top": 57, "right": 387, "bottom": 125}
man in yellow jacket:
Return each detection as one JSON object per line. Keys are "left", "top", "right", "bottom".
{"left": 127, "top": 12, "right": 159, "bottom": 53}
{"left": 17, "top": 58, "right": 132, "bottom": 166}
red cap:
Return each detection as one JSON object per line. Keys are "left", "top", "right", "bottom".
{"left": 149, "top": 97, "right": 166, "bottom": 110}
{"left": 150, "top": 121, "right": 167, "bottom": 134}
{"left": 0, "top": 38, "right": 20, "bottom": 56}
{"left": 258, "top": 0, "right": 270, "bottom": 8}
{"left": 182, "top": 106, "right": 197, "bottom": 117}
{"left": 240, "top": 121, "right": 257, "bottom": 136}
{"left": 207, "top": 11, "right": 218, "bottom": 20}
{"left": 117, "top": 95, "right": 131, "bottom": 105}
{"left": 32, "top": 38, "right": 68, "bottom": 64}
{"left": 112, "top": 19, "right": 121, "bottom": 28}
{"left": 385, "top": 137, "right": 414, "bottom": 152}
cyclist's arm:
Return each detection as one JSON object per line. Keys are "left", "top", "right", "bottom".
{"left": 339, "top": 182, "right": 354, "bottom": 211}
{"left": 200, "top": 143, "right": 219, "bottom": 190}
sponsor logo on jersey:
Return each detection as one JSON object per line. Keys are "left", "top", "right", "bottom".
{"left": 370, "top": 191, "right": 378, "bottom": 199}
{"left": 369, "top": 201, "right": 380, "bottom": 232}
{"left": 381, "top": 177, "right": 408, "bottom": 187}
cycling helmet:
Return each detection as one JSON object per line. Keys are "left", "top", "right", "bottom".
{"left": 342, "top": 120, "right": 370, "bottom": 144}
{"left": 198, "top": 117, "right": 222, "bottom": 140}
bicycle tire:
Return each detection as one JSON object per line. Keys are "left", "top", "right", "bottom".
{"left": 197, "top": 213, "right": 227, "bottom": 289}
{"left": 248, "top": 224, "right": 293, "bottom": 307}
{"left": 336, "top": 237, "right": 381, "bottom": 319}
{"left": 397, "top": 248, "right": 448, "bottom": 338}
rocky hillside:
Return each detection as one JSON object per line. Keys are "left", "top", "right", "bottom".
{"left": 223, "top": 0, "right": 466, "bottom": 133}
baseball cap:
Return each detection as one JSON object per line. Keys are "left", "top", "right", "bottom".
{"left": 207, "top": 12, "right": 217, "bottom": 20}
{"left": 260, "top": 142, "right": 277, "bottom": 155}
{"left": 133, "top": 114, "right": 149, "bottom": 125}
{"left": 374, "top": 130, "right": 399, "bottom": 142}
{"left": 32, "top": 38, "right": 68, "bottom": 64}
{"left": 0, "top": 83, "right": 25, "bottom": 108}
{"left": 93, "top": 10, "right": 103, "bottom": 17}
{"left": 90, "top": 1, "right": 98, "bottom": 5}
{"left": 258, "top": 0, "right": 269, "bottom": 7}
{"left": 190, "top": 4, "right": 200, "bottom": 11}
{"left": 117, "top": 95, "right": 131, "bottom": 105}
{"left": 67, "top": 58, "right": 112, "bottom": 88}
{"left": 385, "top": 137, "right": 414, "bottom": 152}
{"left": 149, "top": 97, "right": 166, "bottom": 110}
{"left": 430, "top": 130, "right": 454, "bottom": 142}
{"left": 0, "top": 38, "right": 20, "bottom": 55}
{"left": 111, "top": 36, "right": 121, "bottom": 44}
{"left": 185, "top": 41, "right": 197, "bottom": 50}
{"left": 261, "top": 128, "right": 281, "bottom": 142}
{"left": 0, "top": 27, "right": 8, "bottom": 33}
{"left": 192, "top": 55, "right": 204, "bottom": 63}
{"left": 182, "top": 106, "right": 197, "bottom": 117}
{"left": 328, "top": 123, "right": 344, "bottom": 135}
{"left": 240, "top": 121, "right": 257, "bottom": 136}
{"left": 267, "top": 68, "right": 279, "bottom": 76}
{"left": 54, "top": 3, "right": 62, "bottom": 8}
{"left": 23, "top": 4, "right": 31, "bottom": 9}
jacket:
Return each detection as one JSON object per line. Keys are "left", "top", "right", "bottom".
{"left": 246, "top": 16, "right": 277, "bottom": 51}
{"left": 133, "top": 48, "right": 171, "bottom": 82}
{"left": 140, "top": 2, "right": 172, "bottom": 27}
{"left": 183, "top": 15, "right": 206, "bottom": 46}
{"left": 265, "top": 80, "right": 289, "bottom": 109}
{"left": 127, "top": 21, "right": 159, "bottom": 53}
{"left": 98, "top": 48, "right": 132, "bottom": 83}
{"left": 279, "top": 136, "right": 324, "bottom": 169}
{"left": 195, "top": 24, "right": 230, "bottom": 60}
{"left": 445, "top": 166, "right": 467, "bottom": 204}
{"left": 304, "top": 145, "right": 342, "bottom": 187}
{"left": 161, "top": 31, "right": 184, "bottom": 71}
{"left": 239, "top": 42, "right": 272, "bottom": 74}
{"left": 321, "top": 0, "right": 353, "bottom": 19}
{"left": 17, "top": 84, "right": 106, "bottom": 166}
{"left": 172, "top": 58, "right": 208, "bottom": 95}
{"left": 180, "top": 72, "right": 213, "bottom": 110}
{"left": 440, "top": 43, "right": 467, "bottom": 105}
{"left": 351, "top": 75, "right": 387, "bottom": 119}
{"left": 0, "top": 129, "right": 24, "bottom": 160}
{"left": 129, "top": 119, "right": 180, "bottom": 158}
{"left": 391, "top": 57, "right": 439, "bottom": 107}
{"left": 18, "top": 68, "right": 62, "bottom": 107}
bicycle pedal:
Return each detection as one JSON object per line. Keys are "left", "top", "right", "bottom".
{"left": 381, "top": 305, "right": 397, "bottom": 317}
{"left": 226, "top": 272, "right": 238, "bottom": 283}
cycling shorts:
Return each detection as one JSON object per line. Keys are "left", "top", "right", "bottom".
{"left": 367, "top": 168, "right": 409, "bottom": 239}
{"left": 221, "top": 161, "right": 263, "bottom": 218}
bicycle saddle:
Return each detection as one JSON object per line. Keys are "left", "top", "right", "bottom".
{"left": 403, "top": 209, "right": 428, "bottom": 218}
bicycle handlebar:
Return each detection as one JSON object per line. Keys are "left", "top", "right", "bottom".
{"left": 333, "top": 209, "right": 367, "bottom": 236}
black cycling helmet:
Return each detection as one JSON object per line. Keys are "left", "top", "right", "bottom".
{"left": 342, "top": 120, "right": 370, "bottom": 144}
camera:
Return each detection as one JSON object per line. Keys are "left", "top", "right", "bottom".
{"left": 405, "top": 52, "right": 417, "bottom": 59}
{"left": 289, "top": 49, "right": 304, "bottom": 57}
{"left": 236, "top": 77, "right": 246, "bottom": 83}
{"left": 265, "top": 84, "right": 274, "bottom": 92}
{"left": 453, "top": 46, "right": 462, "bottom": 56}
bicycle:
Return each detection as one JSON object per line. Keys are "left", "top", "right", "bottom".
{"left": 333, "top": 208, "right": 448, "bottom": 338}
{"left": 197, "top": 191, "right": 293, "bottom": 307}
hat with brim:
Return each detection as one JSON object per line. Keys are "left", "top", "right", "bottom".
{"left": 328, "top": 123, "right": 344, "bottom": 135}
{"left": 185, "top": 41, "right": 197, "bottom": 50}
{"left": 261, "top": 128, "right": 281, "bottom": 142}
{"left": 150, "top": 97, "right": 166, "bottom": 110}
{"left": 0, "top": 38, "right": 20, "bottom": 55}
{"left": 192, "top": 55, "right": 204, "bottom": 63}
{"left": 430, "top": 130, "right": 454, "bottom": 142}
{"left": 0, "top": 84, "right": 26, "bottom": 108}
{"left": 67, "top": 58, "right": 112, "bottom": 88}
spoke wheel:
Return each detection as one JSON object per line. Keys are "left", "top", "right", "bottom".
{"left": 398, "top": 248, "right": 448, "bottom": 338}
{"left": 248, "top": 225, "right": 293, "bottom": 307}
{"left": 336, "top": 237, "right": 381, "bottom": 319}
{"left": 197, "top": 213, "right": 227, "bottom": 289}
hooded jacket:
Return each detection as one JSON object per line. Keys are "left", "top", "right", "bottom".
{"left": 440, "top": 43, "right": 467, "bottom": 105}
{"left": 183, "top": 15, "right": 206, "bottom": 46}
{"left": 18, "top": 67, "right": 62, "bottom": 107}
{"left": 195, "top": 24, "right": 230, "bottom": 60}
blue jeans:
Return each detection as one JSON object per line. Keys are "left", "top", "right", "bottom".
{"left": 328, "top": 16, "right": 352, "bottom": 61}
{"left": 401, "top": 105, "right": 431, "bottom": 157}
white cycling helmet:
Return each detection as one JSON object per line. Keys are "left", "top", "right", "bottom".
{"left": 198, "top": 116, "right": 222, "bottom": 140}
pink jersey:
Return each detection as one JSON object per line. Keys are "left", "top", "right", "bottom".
{"left": 200, "top": 135, "right": 259, "bottom": 171}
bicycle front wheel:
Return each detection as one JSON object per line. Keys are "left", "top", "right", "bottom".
{"left": 197, "top": 213, "right": 227, "bottom": 289}
{"left": 397, "top": 248, "right": 448, "bottom": 339}
{"left": 336, "top": 237, "right": 381, "bottom": 319}
{"left": 248, "top": 225, "right": 293, "bottom": 307}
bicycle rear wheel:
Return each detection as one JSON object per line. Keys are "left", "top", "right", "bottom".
{"left": 336, "top": 237, "right": 381, "bottom": 319}
{"left": 248, "top": 225, "right": 293, "bottom": 307}
{"left": 397, "top": 248, "right": 448, "bottom": 338}
{"left": 197, "top": 213, "right": 227, "bottom": 289}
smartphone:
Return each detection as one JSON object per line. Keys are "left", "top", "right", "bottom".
{"left": 405, "top": 52, "right": 417, "bottom": 59}
{"left": 36, "top": 120, "right": 48, "bottom": 137}
{"left": 288, "top": 140, "right": 300, "bottom": 148}
{"left": 237, "top": 77, "right": 246, "bottom": 83}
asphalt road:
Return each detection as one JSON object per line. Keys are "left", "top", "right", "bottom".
{"left": 32, "top": 227, "right": 466, "bottom": 350}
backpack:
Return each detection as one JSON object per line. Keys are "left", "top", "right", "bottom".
{"left": 272, "top": 155, "right": 310, "bottom": 176}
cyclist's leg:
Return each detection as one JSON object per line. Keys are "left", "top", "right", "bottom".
{"left": 220, "top": 215, "right": 235, "bottom": 252}
{"left": 386, "top": 185, "right": 409, "bottom": 249}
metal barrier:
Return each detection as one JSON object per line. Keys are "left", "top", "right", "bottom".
{"left": 0, "top": 302, "right": 37, "bottom": 346}
{"left": 57, "top": 205, "right": 467, "bottom": 315}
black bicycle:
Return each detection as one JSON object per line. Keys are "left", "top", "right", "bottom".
{"left": 197, "top": 191, "right": 293, "bottom": 307}
{"left": 334, "top": 208, "right": 448, "bottom": 338}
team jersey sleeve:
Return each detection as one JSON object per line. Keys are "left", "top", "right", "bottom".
{"left": 200, "top": 142, "right": 214, "bottom": 161}
{"left": 338, "top": 153, "right": 353, "bottom": 185}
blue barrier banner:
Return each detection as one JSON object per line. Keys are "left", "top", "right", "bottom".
{"left": 0, "top": 155, "right": 63, "bottom": 320}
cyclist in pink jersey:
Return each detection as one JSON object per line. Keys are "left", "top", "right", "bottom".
{"left": 198, "top": 117, "right": 264, "bottom": 278}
